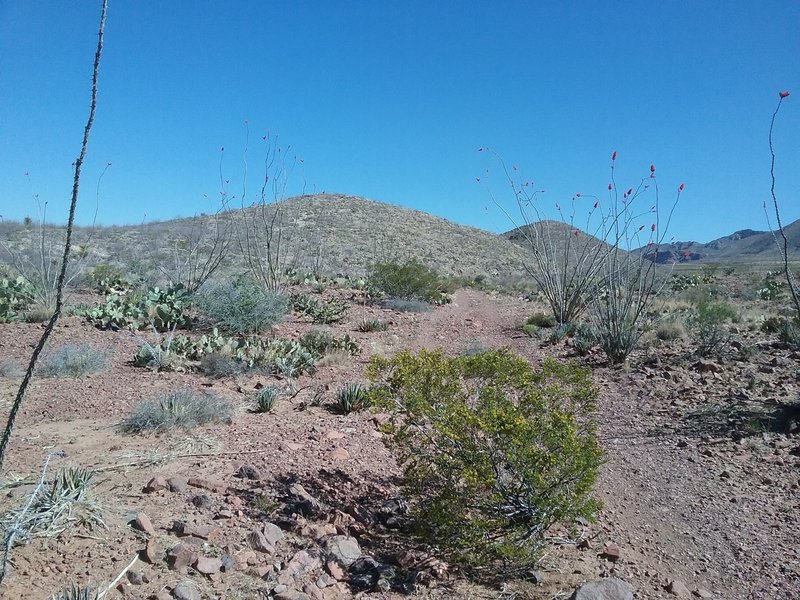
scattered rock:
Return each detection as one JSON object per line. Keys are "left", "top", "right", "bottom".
{"left": 600, "top": 543, "right": 622, "bottom": 562}
{"left": 187, "top": 477, "right": 227, "bottom": 493}
{"left": 326, "top": 560, "right": 346, "bottom": 581}
{"left": 143, "top": 475, "right": 169, "bottom": 493}
{"left": 167, "top": 543, "right": 199, "bottom": 572}
{"left": 324, "top": 535, "right": 362, "bottom": 567}
{"left": 693, "top": 589, "right": 714, "bottom": 599}
{"left": 328, "top": 447, "right": 350, "bottom": 461}
{"left": 172, "top": 580, "right": 201, "bottom": 600}
{"left": 571, "top": 578, "right": 634, "bottom": 600}
{"left": 194, "top": 556, "right": 222, "bottom": 575}
{"left": 247, "top": 529, "right": 276, "bottom": 553}
{"left": 348, "top": 556, "right": 395, "bottom": 592}
{"left": 142, "top": 538, "right": 160, "bottom": 563}
{"left": 127, "top": 571, "right": 145, "bottom": 585}
{"left": 274, "top": 591, "right": 312, "bottom": 600}
{"left": 191, "top": 495, "right": 213, "bottom": 510}
{"left": 131, "top": 512, "right": 156, "bottom": 536}
{"left": 220, "top": 554, "right": 236, "bottom": 572}
{"left": 167, "top": 476, "right": 188, "bottom": 493}
{"left": 288, "top": 483, "right": 327, "bottom": 517}
{"left": 666, "top": 579, "right": 692, "bottom": 598}
{"left": 262, "top": 521, "right": 285, "bottom": 545}
{"left": 316, "top": 573, "right": 336, "bottom": 588}
{"left": 323, "top": 430, "right": 346, "bottom": 440}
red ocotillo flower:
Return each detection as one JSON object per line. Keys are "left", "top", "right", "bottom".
{"left": 627, "top": 188, "right": 633, "bottom": 196}
{"left": 638, "top": 225, "right": 645, "bottom": 231}
{"left": 593, "top": 201, "right": 599, "bottom": 208}
{"left": 650, "top": 164, "right": 656, "bottom": 174}
{"left": 779, "top": 91, "right": 790, "bottom": 98}
{"left": 576, "top": 192, "right": 581, "bottom": 197}
{"left": 608, "top": 183, "right": 612, "bottom": 190}
{"left": 679, "top": 183, "right": 685, "bottom": 191}
{"left": 651, "top": 223, "right": 656, "bottom": 232}
{"left": 574, "top": 230, "right": 579, "bottom": 236}
{"left": 612, "top": 150, "right": 617, "bottom": 161}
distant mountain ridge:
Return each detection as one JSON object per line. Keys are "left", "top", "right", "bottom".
{"left": 644, "top": 218, "right": 800, "bottom": 264}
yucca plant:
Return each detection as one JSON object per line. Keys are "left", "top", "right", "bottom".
{"left": 333, "top": 383, "right": 370, "bottom": 415}
{"left": 50, "top": 585, "right": 99, "bottom": 600}
{"left": 255, "top": 386, "right": 279, "bottom": 413}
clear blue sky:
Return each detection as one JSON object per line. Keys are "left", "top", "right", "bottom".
{"left": 1, "top": 1, "right": 797, "bottom": 243}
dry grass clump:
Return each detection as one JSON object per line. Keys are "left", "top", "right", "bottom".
{"left": 36, "top": 343, "right": 108, "bottom": 378}
{"left": 120, "top": 389, "right": 232, "bottom": 434}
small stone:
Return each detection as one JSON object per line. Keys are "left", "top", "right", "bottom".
{"left": 142, "top": 538, "right": 160, "bottom": 563}
{"left": 323, "top": 430, "right": 346, "bottom": 440}
{"left": 126, "top": 571, "right": 145, "bottom": 585}
{"left": 274, "top": 591, "right": 312, "bottom": 600}
{"left": 172, "top": 580, "right": 201, "bottom": 600}
{"left": 600, "top": 543, "right": 622, "bottom": 562}
{"left": 220, "top": 554, "right": 236, "bottom": 572}
{"left": 144, "top": 475, "right": 169, "bottom": 493}
{"left": 328, "top": 447, "right": 350, "bottom": 461}
{"left": 324, "top": 535, "right": 362, "bottom": 567}
{"left": 666, "top": 580, "right": 692, "bottom": 598}
{"left": 316, "top": 573, "right": 336, "bottom": 588}
{"left": 167, "top": 543, "right": 199, "bottom": 572}
{"left": 693, "top": 589, "right": 714, "bottom": 599}
{"left": 167, "top": 477, "right": 188, "bottom": 493}
{"left": 187, "top": 477, "right": 227, "bottom": 493}
{"left": 571, "top": 578, "right": 634, "bottom": 600}
{"left": 194, "top": 556, "right": 222, "bottom": 575}
{"left": 191, "top": 495, "right": 213, "bottom": 510}
{"left": 236, "top": 464, "right": 262, "bottom": 480}
{"left": 182, "top": 523, "right": 218, "bottom": 540}
{"left": 131, "top": 513, "right": 156, "bottom": 536}
{"left": 262, "top": 522, "right": 285, "bottom": 545}
{"left": 527, "top": 570, "right": 545, "bottom": 584}
{"left": 247, "top": 529, "right": 275, "bottom": 553}
{"left": 156, "top": 593, "right": 172, "bottom": 600}
{"left": 288, "top": 483, "right": 327, "bottom": 517}
{"left": 326, "top": 560, "right": 345, "bottom": 580}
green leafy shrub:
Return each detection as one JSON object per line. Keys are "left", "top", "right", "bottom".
{"left": 755, "top": 273, "right": 785, "bottom": 300}
{"left": 686, "top": 300, "right": 737, "bottom": 356}
{"left": 0, "top": 276, "right": 36, "bottom": 322}
{"left": 195, "top": 276, "right": 288, "bottom": 334}
{"left": 526, "top": 312, "right": 556, "bottom": 328}
{"left": 120, "top": 389, "right": 231, "bottom": 433}
{"left": 333, "top": 383, "right": 370, "bottom": 414}
{"left": 37, "top": 343, "right": 107, "bottom": 378}
{"left": 254, "top": 386, "right": 279, "bottom": 413}
{"left": 365, "top": 348, "right": 601, "bottom": 573}
{"left": 357, "top": 317, "right": 388, "bottom": 332}
{"left": 291, "top": 293, "right": 349, "bottom": 324}
{"left": 368, "top": 258, "right": 452, "bottom": 304}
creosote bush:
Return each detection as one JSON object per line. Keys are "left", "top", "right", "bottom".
{"left": 37, "top": 343, "right": 107, "bottom": 378}
{"left": 368, "top": 258, "right": 452, "bottom": 304}
{"left": 686, "top": 300, "right": 737, "bottom": 356}
{"left": 365, "top": 348, "right": 601, "bottom": 573}
{"left": 120, "top": 389, "right": 232, "bottom": 434}
{"left": 195, "top": 275, "right": 288, "bottom": 334}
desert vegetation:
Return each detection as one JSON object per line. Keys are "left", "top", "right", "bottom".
{"left": 0, "top": 4, "right": 798, "bottom": 599}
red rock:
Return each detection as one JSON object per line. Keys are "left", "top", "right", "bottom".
{"left": 131, "top": 512, "right": 156, "bottom": 536}
{"left": 600, "top": 543, "right": 621, "bottom": 562}
{"left": 167, "top": 542, "right": 199, "bottom": 571}
{"left": 326, "top": 560, "right": 345, "bottom": 580}
{"left": 143, "top": 475, "right": 169, "bottom": 493}
{"left": 187, "top": 477, "right": 227, "bottom": 493}
{"left": 142, "top": 539, "right": 160, "bottom": 563}
{"left": 328, "top": 447, "right": 350, "bottom": 461}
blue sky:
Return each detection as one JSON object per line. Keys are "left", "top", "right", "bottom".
{"left": 0, "top": 1, "right": 797, "bottom": 243}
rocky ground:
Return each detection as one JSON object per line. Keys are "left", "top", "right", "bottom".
{"left": 0, "top": 288, "right": 798, "bottom": 599}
